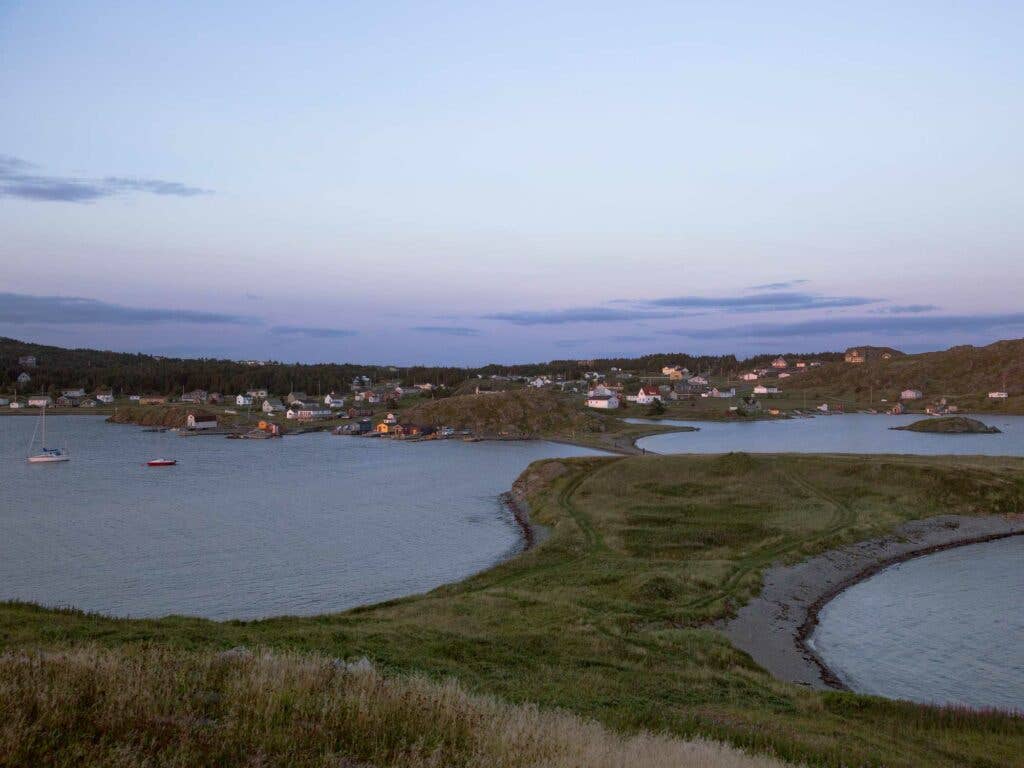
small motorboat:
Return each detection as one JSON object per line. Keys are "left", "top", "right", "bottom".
{"left": 146, "top": 458, "right": 177, "bottom": 467}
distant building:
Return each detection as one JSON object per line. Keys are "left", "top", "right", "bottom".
{"left": 324, "top": 392, "right": 347, "bottom": 408}
{"left": 186, "top": 411, "right": 218, "bottom": 430}
{"left": 181, "top": 389, "right": 208, "bottom": 403}
{"left": 706, "top": 387, "right": 736, "bottom": 399}
{"left": 586, "top": 394, "right": 620, "bottom": 409}
{"left": 795, "top": 361, "right": 807, "bottom": 368}
{"left": 900, "top": 389, "right": 923, "bottom": 401}
{"left": 62, "top": 388, "right": 86, "bottom": 398}
{"left": 262, "top": 398, "right": 285, "bottom": 413}
{"left": 286, "top": 391, "right": 309, "bottom": 405}
{"left": 286, "top": 404, "right": 331, "bottom": 420}
{"left": 634, "top": 386, "right": 662, "bottom": 405}
{"left": 236, "top": 394, "right": 254, "bottom": 407}
{"left": 688, "top": 375, "right": 709, "bottom": 386}
{"left": 844, "top": 349, "right": 866, "bottom": 364}
{"left": 662, "top": 366, "right": 689, "bottom": 381}
{"left": 17, "top": 372, "right": 31, "bottom": 384}
{"left": 246, "top": 389, "right": 268, "bottom": 399}
{"left": 771, "top": 357, "right": 788, "bottom": 369}
{"left": 989, "top": 391, "right": 1009, "bottom": 399}
{"left": 28, "top": 395, "right": 52, "bottom": 408}
{"left": 741, "top": 372, "right": 758, "bottom": 381}
{"left": 778, "top": 372, "right": 791, "bottom": 378}
{"left": 18, "top": 355, "right": 37, "bottom": 367}
{"left": 56, "top": 395, "right": 79, "bottom": 407}
{"left": 96, "top": 392, "right": 114, "bottom": 404}
{"left": 753, "top": 385, "right": 779, "bottom": 395}
{"left": 140, "top": 396, "right": 168, "bottom": 405}
{"left": 0, "top": 397, "right": 8, "bottom": 406}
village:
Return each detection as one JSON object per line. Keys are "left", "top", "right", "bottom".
{"left": 3, "top": 347, "right": 1017, "bottom": 437}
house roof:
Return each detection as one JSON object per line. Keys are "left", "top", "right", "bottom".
{"left": 639, "top": 386, "right": 660, "bottom": 395}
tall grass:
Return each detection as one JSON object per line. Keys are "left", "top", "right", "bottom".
{"left": 0, "top": 645, "right": 792, "bottom": 768}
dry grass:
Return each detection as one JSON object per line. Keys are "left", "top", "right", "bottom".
{"left": 0, "top": 645, "right": 791, "bottom": 768}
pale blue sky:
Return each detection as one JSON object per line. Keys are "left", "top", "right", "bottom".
{"left": 2, "top": 1, "right": 1022, "bottom": 364}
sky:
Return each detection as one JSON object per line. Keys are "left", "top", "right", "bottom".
{"left": 1, "top": 1, "right": 1023, "bottom": 365}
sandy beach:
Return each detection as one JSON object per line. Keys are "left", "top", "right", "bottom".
{"left": 723, "top": 513, "right": 1024, "bottom": 690}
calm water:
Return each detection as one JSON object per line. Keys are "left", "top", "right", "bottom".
{"left": 633, "top": 413, "right": 1024, "bottom": 456}
{"left": 810, "top": 536, "right": 1024, "bottom": 712}
{"left": 0, "top": 416, "right": 603, "bottom": 620}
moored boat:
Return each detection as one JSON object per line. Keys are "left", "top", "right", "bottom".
{"left": 146, "top": 458, "right": 177, "bottom": 467}
{"left": 26, "top": 406, "right": 70, "bottom": 463}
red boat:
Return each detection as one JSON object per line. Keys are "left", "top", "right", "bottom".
{"left": 146, "top": 459, "right": 177, "bottom": 467}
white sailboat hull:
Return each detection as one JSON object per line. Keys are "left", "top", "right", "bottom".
{"left": 28, "top": 454, "right": 70, "bottom": 463}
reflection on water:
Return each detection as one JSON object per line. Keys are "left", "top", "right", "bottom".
{"left": 0, "top": 416, "right": 604, "bottom": 620}
{"left": 810, "top": 537, "right": 1024, "bottom": 712}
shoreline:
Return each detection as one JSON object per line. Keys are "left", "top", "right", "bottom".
{"left": 723, "top": 513, "right": 1024, "bottom": 692}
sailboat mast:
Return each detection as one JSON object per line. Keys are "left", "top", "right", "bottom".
{"left": 41, "top": 405, "right": 46, "bottom": 446}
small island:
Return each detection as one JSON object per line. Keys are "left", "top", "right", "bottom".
{"left": 892, "top": 416, "right": 1001, "bottom": 434}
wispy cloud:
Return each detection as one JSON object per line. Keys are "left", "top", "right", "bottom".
{"left": 269, "top": 325, "right": 357, "bottom": 339}
{"left": 877, "top": 304, "right": 939, "bottom": 314}
{"left": 642, "top": 291, "right": 877, "bottom": 312}
{"left": 0, "top": 154, "right": 209, "bottom": 203}
{"left": 483, "top": 307, "right": 683, "bottom": 326}
{"left": 0, "top": 292, "right": 251, "bottom": 326}
{"left": 748, "top": 279, "right": 809, "bottom": 290}
{"left": 660, "top": 313, "right": 1024, "bottom": 339}
{"left": 412, "top": 325, "right": 480, "bottom": 336}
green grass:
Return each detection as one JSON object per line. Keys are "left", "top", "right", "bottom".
{"left": 3, "top": 454, "right": 1024, "bottom": 767}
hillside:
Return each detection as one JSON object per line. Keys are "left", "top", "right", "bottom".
{"left": 786, "top": 338, "right": 1024, "bottom": 410}
{"left": 401, "top": 389, "right": 603, "bottom": 437}
{"left": 893, "top": 416, "right": 1000, "bottom": 434}
{"left": 106, "top": 406, "right": 219, "bottom": 428}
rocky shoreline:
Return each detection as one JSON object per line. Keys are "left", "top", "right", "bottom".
{"left": 722, "top": 513, "right": 1024, "bottom": 690}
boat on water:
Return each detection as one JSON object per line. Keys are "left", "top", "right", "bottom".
{"left": 146, "top": 458, "right": 177, "bottom": 467}
{"left": 26, "top": 405, "right": 70, "bottom": 463}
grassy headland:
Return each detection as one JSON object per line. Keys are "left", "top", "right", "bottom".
{"left": 3, "top": 453, "right": 1023, "bottom": 766}
{"left": 893, "top": 416, "right": 1001, "bottom": 434}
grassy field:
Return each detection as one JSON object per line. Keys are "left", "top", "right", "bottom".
{"left": 3, "top": 453, "right": 1024, "bottom": 766}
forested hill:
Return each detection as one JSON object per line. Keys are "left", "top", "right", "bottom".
{"left": 0, "top": 336, "right": 845, "bottom": 396}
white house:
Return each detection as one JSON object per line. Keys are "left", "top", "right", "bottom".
{"left": 96, "top": 392, "right": 114, "bottom": 404}
{"left": 129, "top": 394, "right": 141, "bottom": 401}
{"left": 262, "top": 398, "right": 285, "bottom": 413}
{"left": 900, "top": 389, "right": 923, "bottom": 401}
{"left": 236, "top": 394, "right": 254, "bottom": 407}
{"left": 753, "top": 385, "right": 779, "bottom": 395}
{"left": 772, "top": 357, "right": 788, "bottom": 369}
{"left": 988, "top": 391, "right": 1009, "bottom": 399}
{"left": 706, "top": 387, "right": 736, "bottom": 399}
{"left": 246, "top": 389, "right": 268, "bottom": 399}
{"left": 62, "top": 388, "right": 86, "bottom": 398}
{"left": 586, "top": 394, "right": 620, "bottom": 409}
{"left": 817, "top": 403, "right": 830, "bottom": 412}
{"left": 9, "top": 401, "right": 22, "bottom": 409}
{"left": 28, "top": 396, "right": 52, "bottom": 407}
{"left": 588, "top": 385, "right": 614, "bottom": 398}
{"left": 634, "top": 386, "right": 662, "bottom": 405}
{"left": 688, "top": 375, "right": 709, "bottom": 386}
{"left": 17, "top": 372, "right": 31, "bottom": 384}
{"left": 528, "top": 376, "right": 550, "bottom": 388}
{"left": 286, "top": 404, "right": 331, "bottom": 421}
{"left": 324, "top": 392, "right": 347, "bottom": 408}
{"left": 383, "top": 412, "right": 398, "bottom": 424}
{"left": 18, "top": 355, "right": 37, "bottom": 367}
{"left": 741, "top": 372, "right": 759, "bottom": 382}
{"left": 186, "top": 412, "right": 218, "bottom": 430}
{"left": 778, "top": 372, "right": 791, "bottom": 379}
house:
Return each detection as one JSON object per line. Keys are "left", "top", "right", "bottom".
{"left": 96, "top": 392, "right": 114, "bottom": 404}
{"left": 62, "top": 388, "right": 86, "bottom": 398}
{"left": 128, "top": 395, "right": 141, "bottom": 401}
{"left": 28, "top": 395, "right": 52, "bottom": 408}
{"left": 80, "top": 399, "right": 98, "bottom": 408}
{"left": 586, "top": 394, "right": 620, "bottom": 409}
{"left": 324, "top": 392, "right": 347, "bottom": 408}
{"left": 662, "top": 366, "right": 689, "bottom": 381}
{"left": 900, "top": 389, "right": 923, "bottom": 401}
{"left": 688, "top": 375, "right": 709, "bottom": 386}
{"left": 0, "top": 397, "right": 8, "bottom": 406}
{"left": 17, "top": 372, "right": 31, "bottom": 384}
{"left": 140, "top": 396, "right": 167, "bottom": 405}
{"left": 817, "top": 403, "right": 830, "bottom": 412}
{"left": 989, "top": 391, "right": 1009, "bottom": 399}
{"left": 18, "top": 355, "right": 37, "bottom": 367}
{"left": 741, "top": 372, "right": 759, "bottom": 382}
{"left": 246, "top": 389, "right": 268, "bottom": 399}
{"left": 706, "top": 387, "right": 736, "bottom": 399}
{"left": 889, "top": 403, "right": 905, "bottom": 415}
{"left": 528, "top": 376, "right": 550, "bottom": 388}
{"left": 287, "top": 391, "right": 309, "bottom": 405}
{"left": 634, "top": 386, "right": 662, "bottom": 405}
{"left": 778, "top": 372, "right": 791, "bottom": 379}
{"left": 771, "top": 357, "right": 788, "bottom": 369}
{"left": 375, "top": 422, "right": 391, "bottom": 434}
{"left": 670, "top": 381, "right": 707, "bottom": 399}
{"left": 236, "top": 394, "right": 254, "bottom": 407}
{"left": 181, "top": 389, "right": 208, "bottom": 403}
{"left": 383, "top": 412, "right": 398, "bottom": 424}
{"left": 588, "top": 385, "right": 614, "bottom": 398}
{"left": 844, "top": 348, "right": 866, "bottom": 364}
{"left": 56, "top": 395, "right": 79, "bottom": 407}
{"left": 186, "top": 411, "right": 218, "bottom": 430}
{"left": 208, "top": 393, "right": 222, "bottom": 404}
{"left": 262, "top": 398, "right": 285, "bottom": 413}
{"left": 795, "top": 361, "right": 807, "bottom": 369}
{"left": 753, "top": 385, "right": 779, "bottom": 395}
{"left": 286, "top": 403, "right": 331, "bottom": 421}
{"left": 9, "top": 401, "right": 23, "bottom": 409}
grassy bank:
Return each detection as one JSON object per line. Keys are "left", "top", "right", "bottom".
{"left": 3, "top": 454, "right": 1024, "bottom": 766}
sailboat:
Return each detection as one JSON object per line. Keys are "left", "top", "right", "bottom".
{"left": 27, "top": 405, "right": 70, "bottom": 463}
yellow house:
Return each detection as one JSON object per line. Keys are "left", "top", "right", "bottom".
{"left": 376, "top": 422, "right": 391, "bottom": 434}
